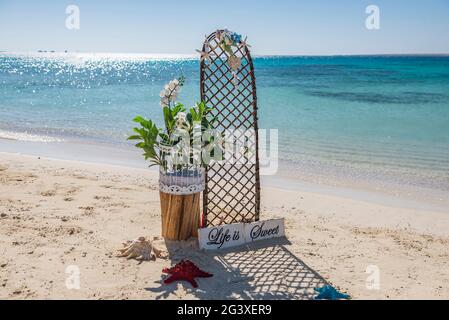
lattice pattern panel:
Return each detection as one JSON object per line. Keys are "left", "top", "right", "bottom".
{"left": 200, "top": 30, "right": 261, "bottom": 226}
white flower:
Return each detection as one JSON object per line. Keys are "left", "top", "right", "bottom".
{"left": 159, "top": 78, "right": 183, "bottom": 107}
{"left": 174, "top": 112, "right": 186, "bottom": 127}
{"left": 160, "top": 96, "right": 169, "bottom": 108}
{"left": 175, "top": 112, "right": 186, "bottom": 121}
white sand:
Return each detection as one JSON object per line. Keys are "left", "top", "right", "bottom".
{"left": 1, "top": 152, "right": 448, "bottom": 300}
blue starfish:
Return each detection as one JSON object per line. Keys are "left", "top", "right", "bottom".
{"left": 314, "top": 285, "right": 350, "bottom": 300}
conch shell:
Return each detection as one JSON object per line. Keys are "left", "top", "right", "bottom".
{"left": 117, "top": 237, "right": 166, "bottom": 261}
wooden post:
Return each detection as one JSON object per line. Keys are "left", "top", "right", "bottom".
{"left": 160, "top": 191, "right": 201, "bottom": 241}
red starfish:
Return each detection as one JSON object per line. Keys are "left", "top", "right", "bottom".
{"left": 162, "top": 260, "right": 213, "bottom": 288}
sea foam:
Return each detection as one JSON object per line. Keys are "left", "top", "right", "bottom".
{"left": 0, "top": 130, "right": 63, "bottom": 143}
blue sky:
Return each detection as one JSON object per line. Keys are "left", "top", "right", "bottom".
{"left": 1, "top": 0, "right": 448, "bottom": 55}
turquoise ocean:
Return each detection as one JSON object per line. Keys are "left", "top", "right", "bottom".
{"left": 1, "top": 53, "right": 448, "bottom": 205}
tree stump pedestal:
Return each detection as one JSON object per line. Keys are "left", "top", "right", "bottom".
{"left": 160, "top": 191, "right": 201, "bottom": 241}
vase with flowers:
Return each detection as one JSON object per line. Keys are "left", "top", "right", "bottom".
{"left": 128, "top": 76, "right": 220, "bottom": 240}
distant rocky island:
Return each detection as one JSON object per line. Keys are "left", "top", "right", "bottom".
{"left": 37, "top": 50, "right": 69, "bottom": 53}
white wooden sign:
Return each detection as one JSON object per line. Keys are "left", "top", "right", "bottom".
{"left": 199, "top": 218, "right": 285, "bottom": 250}
{"left": 244, "top": 218, "right": 285, "bottom": 243}
{"left": 198, "top": 223, "right": 245, "bottom": 250}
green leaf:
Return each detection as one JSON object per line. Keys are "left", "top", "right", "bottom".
{"left": 133, "top": 116, "right": 146, "bottom": 123}
{"left": 163, "top": 107, "right": 173, "bottom": 133}
{"left": 127, "top": 135, "right": 142, "bottom": 141}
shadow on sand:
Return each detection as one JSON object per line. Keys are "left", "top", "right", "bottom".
{"left": 146, "top": 237, "right": 328, "bottom": 300}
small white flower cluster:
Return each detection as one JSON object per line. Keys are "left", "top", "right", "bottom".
{"left": 175, "top": 112, "right": 187, "bottom": 128}
{"left": 160, "top": 78, "right": 181, "bottom": 108}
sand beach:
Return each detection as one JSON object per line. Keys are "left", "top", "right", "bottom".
{"left": 1, "top": 151, "right": 448, "bottom": 300}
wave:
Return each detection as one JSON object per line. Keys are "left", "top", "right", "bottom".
{"left": 0, "top": 130, "right": 63, "bottom": 143}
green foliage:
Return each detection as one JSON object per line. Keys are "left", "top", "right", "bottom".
{"left": 129, "top": 101, "right": 221, "bottom": 168}
{"left": 177, "top": 75, "right": 186, "bottom": 87}
{"left": 128, "top": 116, "right": 162, "bottom": 167}
{"left": 163, "top": 102, "right": 186, "bottom": 135}
{"left": 128, "top": 76, "right": 225, "bottom": 169}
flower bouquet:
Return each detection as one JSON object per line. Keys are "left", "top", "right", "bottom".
{"left": 129, "top": 77, "right": 220, "bottom": 240}
{"left": 217, "top": 30, "right": 243, "bottom": 71}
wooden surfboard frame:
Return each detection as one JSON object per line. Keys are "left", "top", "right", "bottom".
{"left": 200, "top": 30, "right": 261, "bottom": 227}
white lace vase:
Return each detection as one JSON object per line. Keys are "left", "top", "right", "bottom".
{"left": 159, "top": 167, "right": 205, "bottom": 196}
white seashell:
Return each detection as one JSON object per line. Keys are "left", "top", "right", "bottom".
{"left": 117, "top": 237, "right": 167, "bottom": 261}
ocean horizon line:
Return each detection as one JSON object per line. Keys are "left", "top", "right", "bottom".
{"left": 1, "top": 50, "right": 449, "bottom": 59}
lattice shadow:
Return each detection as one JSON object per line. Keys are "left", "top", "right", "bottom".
{"left": 212, "top": 240, "right": 328, "bottom": 300}
{"left": 147, "top": 238, "right": 327, "bottom": 300}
